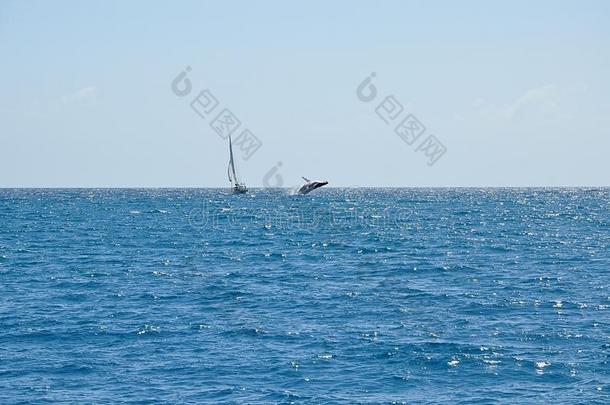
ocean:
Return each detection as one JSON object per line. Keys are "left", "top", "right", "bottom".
{"left": 0, "top": 188, "right": 608, "bottom": 403}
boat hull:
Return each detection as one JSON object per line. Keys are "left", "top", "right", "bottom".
{"left": 232, "top": 185, "right": 248, "bottom": 194}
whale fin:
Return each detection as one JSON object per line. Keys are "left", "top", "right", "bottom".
{"left": 302, "top": 176, "right": 311, "bottom": 183}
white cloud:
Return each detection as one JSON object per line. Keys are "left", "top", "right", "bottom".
{"left": 60, "top": 86, "right": 97, "bottom": 104}
{"left": 503, "top": 84, "right": 559, "bottom": 121}
{"left": 465, "top": 85, "right": 561, "bottom": 124}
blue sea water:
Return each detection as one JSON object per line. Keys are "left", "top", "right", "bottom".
{"left": 0, "top": 188, "right": 609, "bottom": 404}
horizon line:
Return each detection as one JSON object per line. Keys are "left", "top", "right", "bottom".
{"left": 1, "top": 186, "right": 609, "bottom": 190}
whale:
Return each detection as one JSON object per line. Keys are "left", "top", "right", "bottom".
{"left": 297, "top": 177, "right": 328, "bottom": 195}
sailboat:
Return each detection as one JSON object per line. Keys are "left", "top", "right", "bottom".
{"left": 228, "top": 135, "right": 248, "bottom": 194}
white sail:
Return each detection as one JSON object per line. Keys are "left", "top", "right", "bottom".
{"left": 228, "top": 135, "right": 247, "bottom": 193}
{"left": 228, "top": 135, "right": 237, "bottom": 185}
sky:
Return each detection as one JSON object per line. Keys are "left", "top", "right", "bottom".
{"left": 1, "top": 0, "right": 609, "bottom": 187}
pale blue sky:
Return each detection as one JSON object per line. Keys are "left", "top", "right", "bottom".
{"left": 1, "top": 0, "right": 609, "bottom": 187}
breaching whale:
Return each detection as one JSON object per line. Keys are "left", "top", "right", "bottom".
{"left": 297, "top": 177, "right": 328, "bottom": 195}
